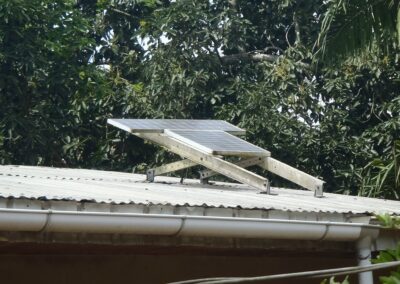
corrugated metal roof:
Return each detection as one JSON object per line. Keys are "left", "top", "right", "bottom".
{"left": 0, "top": 165, "right": 399, "bottom": 215}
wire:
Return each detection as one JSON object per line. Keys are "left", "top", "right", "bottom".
{"left": 168, "top": 260, "right": 400, "bottom": 284}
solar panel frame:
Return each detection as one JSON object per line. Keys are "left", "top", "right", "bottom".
{"left": 107, "top": 118, "right": 323, "bottom": 195}
{"left": 164, "top": 129, "right": 269, "bottom": 157}
{"left": 107, "top": 119, "right": 246, "bottom": 135}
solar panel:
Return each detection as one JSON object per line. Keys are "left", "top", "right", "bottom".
{"left": 107, "top": 118, "right": 324, "bottom": 196}
{"left": 164, "top": 129, "right": 269, "bottom": 157}
{"left": 107, "top": 119, "right": 245, "bottom": 135}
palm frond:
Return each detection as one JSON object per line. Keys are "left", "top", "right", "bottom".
{"left": 360, "top": 140, "right": 400, "bottom": 199}
{"left": 314, "top": 0, "right": 400, "bottom": 63}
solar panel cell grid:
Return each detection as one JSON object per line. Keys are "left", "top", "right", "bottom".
{"left": 165, "top": 129, "right": 269, "bottom": 157}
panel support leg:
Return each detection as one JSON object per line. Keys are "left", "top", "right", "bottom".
{"left": 200, "top": 177, "right": 209, "bottom": 185}
{"left": 137, "top": 133, "right": 269, "bottom": 192}
{"left": 199, "top": 157, "right": 264, "bottom": 180}
{"left": 146, "top": 169, "right": 155, "bottom": 182}
{"left": 259, "top": 157, "right": 324, "bottom": 197}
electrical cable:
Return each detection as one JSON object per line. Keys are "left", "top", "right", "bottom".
{"left": 168, "top": 260, "right": 400, "bottom": 284}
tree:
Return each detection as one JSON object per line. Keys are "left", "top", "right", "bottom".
{"left": 0, "top": 0, "right": 150, "bottom": 170}
{"left": 314, "top": 0, "right": 400, "bottom": 63}
{"left": 313, "top": 0, "right": 400, "bottom": 198}
{"left": 1, "top": 0, "right": 398, "bottom": 199}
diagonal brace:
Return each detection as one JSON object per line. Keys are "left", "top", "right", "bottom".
{"left": 259, "top": 157, "right": 324, "bottom": 197}
{"left": 146, "top": 159, "right": 198, "bottom": 182}
{"left": 199, "top": 156, "right": 264, "bottom": 180}
{"left": 137, "top": 133, "right": 270, "bottom": 193}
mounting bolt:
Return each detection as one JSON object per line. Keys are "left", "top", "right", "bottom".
{"left": 314, "top": 185, "right": 323, "bottom": 198}
{"left": 200, "top": 177, "right": 209, "bottom": 185}
{"left": 146, "top": 169, "right": 155, "bottom": 182}
{"left": 264, "top": 180, "right": 271, "bottom": 195}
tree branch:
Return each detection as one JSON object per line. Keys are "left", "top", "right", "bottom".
{"left": 220, "top": 51, "right": 311, "bottom": 69}
{"left": 109, "top": 7, "right": 137, "bottom": 19}
{"left": 285, "top": 23, "right": 294, "bottom": 48}
{"left": 228, "top": 0, "right": 237, "bottom": 10}
{"left": 221, "top": 52, "right": 279, "bottom": 64}
{"left": 293, "top": 11, "right": 301, "bottom": 45}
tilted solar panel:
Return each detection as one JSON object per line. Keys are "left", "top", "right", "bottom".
{"left": 106, "top": 118, "right": 323, "bottom": 196}
{"left": 107, "top": 119, "right": 245, "bottom": 135}
{"left": 164, "top": 129, "right": 269, "bottom": 157}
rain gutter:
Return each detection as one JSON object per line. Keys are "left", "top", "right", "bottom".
{"left": 0, "top": 208, "right": 380, "bottom": 284}
{"left": 0, "top": 208, "right": 379, "bottom": 241}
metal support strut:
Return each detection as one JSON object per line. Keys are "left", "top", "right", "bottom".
{"left": 139, "top": 133, "right": 270, "bottom": 193}
{"left": 146, "top": 159, "right": 197, "bottom": 182}
{"left": 140, "top": 132, "right": 324, "bottom": 196}
{"left": 108, "top": 118, "right": 325, "bottom": 196}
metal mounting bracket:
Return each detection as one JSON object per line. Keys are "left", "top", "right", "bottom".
{"left": 199, "top": 156, "right": 264, "bottom": 180}
{"left": 136, "top": 133, "right": 324, "bottom": 196}
{"left": 146, "top": 159, "right": 197, "bottom": 182}
{"left": 137, "top": 133, "right": 270, "bottom": 193}
{"left": 108, "top": 119, "right": 324, "bottom": 197}
{"left": 260, "top": 157, "right": 324, "bottom": 197}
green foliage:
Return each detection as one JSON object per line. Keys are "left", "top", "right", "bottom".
{"left": 318, "top": 54, "right": 400, "bottom": 196}
{"left": 0, "top": 0, "right": 96, "bottom": 165}
{"left": 361, "top": 141, "right": 400, "bottom": 199}
{"left": 376, "top": 214, "right": 400, "bottom": 229}
{"left": 315, "top": 0, "right": 400, "bottom": 63}
{"left": 373, "top": 242, "right": 400, "bottom": 283}
{"left": 321, "top": 276, "right": 350, "bottom": 284}
{"left": 373, "top": 215, "right": 400, "bottom": 283}
{"left": 0, "top": 0, "right": 399, "bottom": 199}
{"left": 0, "top": 0, "right": 152, "bottom": 170}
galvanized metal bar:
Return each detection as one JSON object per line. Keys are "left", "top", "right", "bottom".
{"left": 137, "top": 133, "right": 269, "bottom": 192}
{"left": 199, "top": 156, "right": 264, "bottom": 180}
{"left": 146, "top": 159, "right": 198, "bottom": 181}
{"left": 260, "top": 157, "right": 324, "bottom": 197}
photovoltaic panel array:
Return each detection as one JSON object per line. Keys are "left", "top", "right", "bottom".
{"left": 106, "top": 118, "right": 324, "bottom": 196}
{"left": 165, "top": 130, "right": 269, "bottom": 157}
{"left": 107, "top": 119, "right": 245, "bottom": 135}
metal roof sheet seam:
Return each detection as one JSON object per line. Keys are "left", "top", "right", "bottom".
{"left": 0, "top": 166, "right": 399, "bottom": 215}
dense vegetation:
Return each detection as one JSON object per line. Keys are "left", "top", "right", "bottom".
{"left": 0, "top": 0, "right": 399, "bottom": 199}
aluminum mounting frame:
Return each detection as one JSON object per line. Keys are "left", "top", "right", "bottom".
{"left": 138, "top": 132, "right": 271, "bottom": 194}
{"left": 107, "top": 118, "right": 246, "bottom": 135}
{"left": 108, "top": 119, "right": 324, "bottom": 197}
{"left": 198, "top": 156, "right": 324, "bottom": 197}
